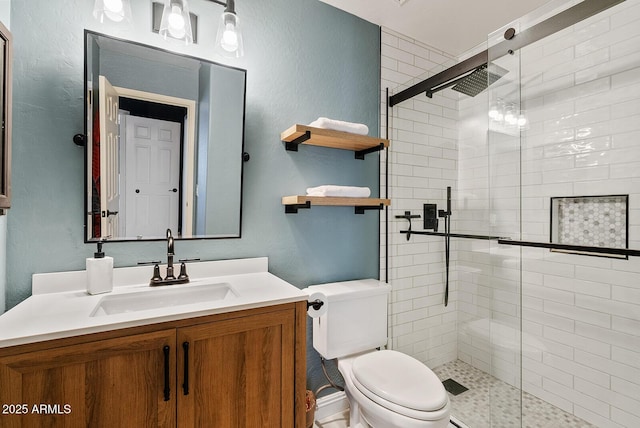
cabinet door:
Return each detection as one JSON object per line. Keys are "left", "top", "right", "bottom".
{"left": 0, "top": 330, "right": 176, "bottom": 428}
{"left": 177, "top": 308, "right": 296, "bottom": 428}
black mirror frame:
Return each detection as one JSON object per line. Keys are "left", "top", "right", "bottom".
{"left": 82, "top": 30, "right": 247, "bottom": 242}
{"left": 0, "top": 20, "right": 11, "bottom": 212}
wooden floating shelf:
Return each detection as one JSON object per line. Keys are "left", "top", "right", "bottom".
{"left": 282, "top": 195, "right": 391, "bottom": 214}
{"left": 282, "top": 195, "right": 391, "bottom": 206}
{"left": 281, "top": 124, "right": 389, "bottom": 158}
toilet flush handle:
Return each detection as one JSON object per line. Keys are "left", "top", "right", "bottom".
{"left": 307, "top": 300, "right": 324, "bottom": 311}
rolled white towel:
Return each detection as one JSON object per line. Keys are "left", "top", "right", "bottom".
{"left": 309, "top": 117, "right": 369, "bottom": 136}
{"left": 306, "top": 185, "right": 371, "bottom": 198}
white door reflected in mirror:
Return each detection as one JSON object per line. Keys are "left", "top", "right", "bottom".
{"left": 98, "top": 76, "right": 121, "bottom": 238}
{"left": 123, "top": 116, "right": 181, "bottom": 238}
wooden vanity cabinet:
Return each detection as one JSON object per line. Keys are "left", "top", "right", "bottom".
{"left": 0, "top": 329, "right": 177, "bottom": 428}
{"left": 178, "top": 307, "right": 297, "bottom": 427}
{"left": 0, "top": 302, "right": 307, "bottom": 428}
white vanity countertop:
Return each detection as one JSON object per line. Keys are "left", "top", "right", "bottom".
{"left": 0, "top": 257, "right": 307, "bottom": 348}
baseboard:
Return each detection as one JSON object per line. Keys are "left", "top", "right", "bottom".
{"left": 314, "top": 391, "right": 349, "bottom": 421}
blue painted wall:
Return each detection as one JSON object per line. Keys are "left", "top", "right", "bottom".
{"left": 7, "top": 0, "right": 380, "bottom": 392}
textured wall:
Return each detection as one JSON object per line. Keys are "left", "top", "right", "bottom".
{"left": 6, "top": 0, "right": 380, "bottom": 390}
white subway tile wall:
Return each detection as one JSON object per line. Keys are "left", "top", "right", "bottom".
{"left": 381, "top": 0, "right": 640, "bottom": 427}
{"left": 380, "top": 28, "right": 459, "bottom": 368}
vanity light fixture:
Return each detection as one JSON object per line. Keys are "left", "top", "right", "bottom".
{"left": 214, "top": 0, "right": 244, "bottom": 57}
{"left": 150, "top": 0, "right": 245, "bottom": 55}
{"left": 93, "top": 0, "right": 132, "bottom": 23}
{"left": 158, "top": 0, "right": 195, "bottom": 45}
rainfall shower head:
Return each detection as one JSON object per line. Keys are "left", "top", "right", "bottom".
{"left": 451, "top": 63, "right": 508, "bottom": 97}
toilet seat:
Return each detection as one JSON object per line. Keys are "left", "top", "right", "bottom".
{"left": 350, "top": 350, "right": 449, "bottom": 421}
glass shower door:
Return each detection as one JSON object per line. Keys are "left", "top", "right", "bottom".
{"left": 487, "top": 0, "right": 640, "bottom": 427}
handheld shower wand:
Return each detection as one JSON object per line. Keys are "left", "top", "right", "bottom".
{"left": 438, "top": 187, "right": 452, "bottom": 307}
{"left": 423, "top": 186, "right": 453, "bottom": 307}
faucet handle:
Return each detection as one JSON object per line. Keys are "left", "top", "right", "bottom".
{"left": 178, "top": 262, "right": 189, "bottom": 280}
{"left": 177, "top": 259, "right": 199, "bottom": 282}
{"left": 138, "top": 261, "right": 164, "bottom": 285}
{"left": 151, "top": 264, "right": 163, "bottom": 283}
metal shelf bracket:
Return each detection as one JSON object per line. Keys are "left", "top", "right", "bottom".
{"left": 284, "top": 131, "right": 311, "bottom": 152}
{"left": 355, "top": 143, "right": 385, "bottom": 160}
{"left": 284, "top": 201, "right": 311, "bottom": 214}
{"left": 355, "top": 204, "right": 384, "bottom": 214}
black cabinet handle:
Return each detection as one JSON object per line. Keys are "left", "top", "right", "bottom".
{"left": 163, "top": 345, "right": 170, "bottom": 402}
{"left": 182, "top": 341, "right": 190, "bottom": 395}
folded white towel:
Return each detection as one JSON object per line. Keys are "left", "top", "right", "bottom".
{"left": 309, "top": 117, "right": 369, "bottom": 136}
{"left": 306, "top": 185, "right": 371, "bottom": 198}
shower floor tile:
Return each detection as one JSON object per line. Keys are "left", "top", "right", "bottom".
{"left": 432, "top": 360, "right": 597, "bottom": 428}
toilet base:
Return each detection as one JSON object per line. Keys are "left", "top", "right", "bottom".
{"left": 339, "top": 352, "right": 450, "bottom": 428}
{"left": 346, "top": 389, "right": 449, "bottom": 428}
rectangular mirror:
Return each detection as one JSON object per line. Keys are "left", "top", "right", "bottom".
{"left": 84, "top": 31, "right": 246, "bottom": 242}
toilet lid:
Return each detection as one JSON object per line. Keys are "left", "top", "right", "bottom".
{"left": 351, "top": 350, "right": 448, "bottom": 412}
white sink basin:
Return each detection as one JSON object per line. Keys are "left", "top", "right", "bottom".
{"left": 91, "top": 283, "right": 237, "bottom": 317}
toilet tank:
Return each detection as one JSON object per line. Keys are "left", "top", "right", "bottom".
{"left": 305, "top": 279, "right": 391, "bottom": 360}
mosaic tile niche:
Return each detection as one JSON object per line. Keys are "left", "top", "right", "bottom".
{"left": 551, "top": 195, "right": 628, "bottom": 258}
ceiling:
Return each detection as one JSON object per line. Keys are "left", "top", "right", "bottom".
{"left": 319, "top": 0, "right": 551, "bottom": 57}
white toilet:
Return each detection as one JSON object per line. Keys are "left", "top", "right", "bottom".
{"left": 306, "top": 279, "right": 450, "bottom": 428}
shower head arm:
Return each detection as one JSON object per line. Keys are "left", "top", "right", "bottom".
{"left": 389, "top": 50, "right": 487, "bottom": 107}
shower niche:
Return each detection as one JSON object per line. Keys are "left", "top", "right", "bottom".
{"left": 550, "top": 194, "right": 629, "bottom": 259}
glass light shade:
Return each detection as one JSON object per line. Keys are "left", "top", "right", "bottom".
{"left": 215, "top": 12, "right": 244, "bottom": 58}
{"left": 159, "top": 0, "right": 193, "bottom": 45}
{"left": 488, "top": 105, "right": 500, "bottom": 120}
{"left": 504, "top": 104, "right": 518, "bottom": 126}
{"left": 93, "top": 0, "right": 132, "bottom": 23}
{"left": 517, "top": 112, "right": 529, "bottom": 129}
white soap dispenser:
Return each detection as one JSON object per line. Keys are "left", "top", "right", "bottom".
{"left": 86, "top": 240, "right": 114, "bottom": 295}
